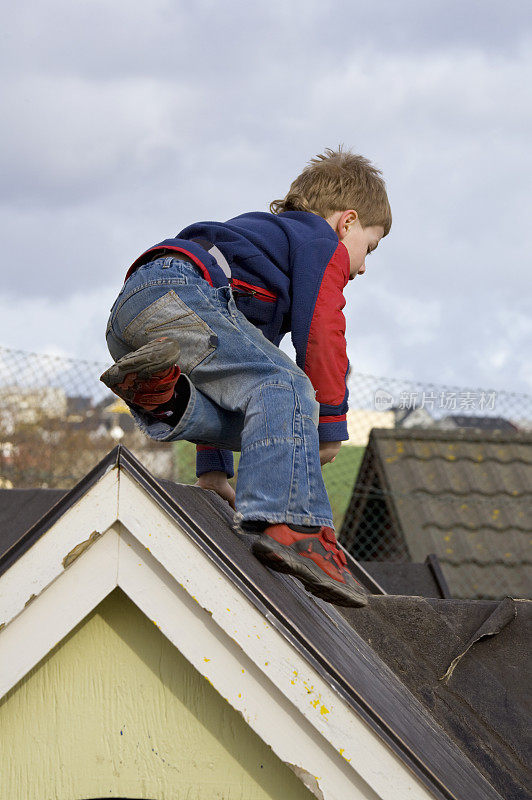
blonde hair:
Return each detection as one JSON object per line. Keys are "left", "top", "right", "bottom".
{"left": 270, "top": 146, "right": 392, "bottom": 235}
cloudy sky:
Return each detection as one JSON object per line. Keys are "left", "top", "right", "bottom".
{"left": 2, "top": 0, "right": 531, "bottom": 395}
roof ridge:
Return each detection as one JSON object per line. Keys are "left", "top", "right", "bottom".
{"left": 350, "top": 483, "right": 531, "bottom": 509}
{"left": 401, "top": 488, "right": 531, "bottom": 499}
{"left": 439, "top": 556, "right": 532, "bottom": 567}
{"left": 393, "top": 453, "right": 532, "bottom": 465}
{"left": 370, "top": 427, "right": 532, "bottom": 444}
{"left": 421, "top": 521, "right": 531, "bottom": 533}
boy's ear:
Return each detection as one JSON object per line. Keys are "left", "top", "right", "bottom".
{"left": 337, "top": 209, "right": 358, "bottom": 238}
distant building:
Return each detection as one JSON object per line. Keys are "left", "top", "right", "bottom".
{"left": 512, "top": 418, "right": 532, "bottom": 432}
{"left": 346, "top": 409, "right": 394, "bottom": 446}
{"left": 0, "top": 386, "right": 68, "bottom": 432}
{"left": 66, "top": 395, "right": 93, "bottom": 418}
{"left": 435, "top": 414, "right": 519, "bottom": 433}
{"left": 392, "top": 406, "right": 435, "bottom": 429}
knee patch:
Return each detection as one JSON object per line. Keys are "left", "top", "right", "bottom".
{"left": 256, "top": 383, "right": 298, "bottom": 441}
{"left": 248, "top": 378, "right": 318, "bottom": 444}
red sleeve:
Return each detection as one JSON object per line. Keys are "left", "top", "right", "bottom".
{"left": 304, "top": 243, "right": 350, "bottom": 407}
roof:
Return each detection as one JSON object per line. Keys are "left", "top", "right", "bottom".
{"left": 0, "top": 488, "right": 66, "bottom": 555}
{"left": 1, "top": 446, "right": 530, "bottom": 800}
{"left": 343, "top": 594, "right": 531, "bottom": 800}
{"left": 340, "top": 428, "right": 532, "bottom": 600}
{"left": 361, "top": 556, "right": 451, "bottom": 598}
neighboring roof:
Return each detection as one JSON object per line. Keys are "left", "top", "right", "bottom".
{"left": 0, "top": 447, "right": 529, "bottom": 800}
{"left": 361, "top": 556, "right": 451, "bottom": 599}
{"left": 0, "top": 488, "right": 66, "bottom": 555}
{"left": 340, "top": 428, "right": 532, "bottom": 600}
{"left": 343, "top": 594, "right": 531, "bottom": 800}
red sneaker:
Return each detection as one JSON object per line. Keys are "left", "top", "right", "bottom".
{"left": 252, "top": 524, "right": 368, "bottom": 607}
{"left": 100, "top": 337, "right": 181, "bottom": 411}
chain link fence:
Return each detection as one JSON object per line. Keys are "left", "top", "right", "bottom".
{"left": 1, "top": 345, "right": 530, "bottom": 600}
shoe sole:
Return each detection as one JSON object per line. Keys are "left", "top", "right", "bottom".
{"left": 233, "top": 526, "right": 262, "bottom": 541}
{"left": 101, "top": 338, "right": 181, "bottom": 388}
{"left": 252, "top": 538, "right": 368, "bottom": 608}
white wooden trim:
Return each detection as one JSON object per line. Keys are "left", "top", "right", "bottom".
{"left": 0, "top": 468, "right": 119, "bottom": 626}
{"left": 0, "top": 528, "right": 119, "bottom": 698}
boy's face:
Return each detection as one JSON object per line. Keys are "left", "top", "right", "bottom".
{"left": 327, "top": 211, "right": 385, "bottom": 280}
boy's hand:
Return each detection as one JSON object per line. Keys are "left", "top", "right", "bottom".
{"left": 195, "top": 471, "right": 236, "bottom": 509}
{"left": 320, "top": 441, "right": 341, "bottom": 465}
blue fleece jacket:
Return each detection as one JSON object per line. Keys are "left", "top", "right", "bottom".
{"left": 126, "top": 211, "right": 351, "bottom": 478}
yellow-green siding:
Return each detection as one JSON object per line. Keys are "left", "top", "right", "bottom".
{"left": 0, "top": 589, "right": 314, "bottom": 800}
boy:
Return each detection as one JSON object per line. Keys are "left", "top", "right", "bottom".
{"left": 101, "top": 147, "right": 391, "bottom": 607}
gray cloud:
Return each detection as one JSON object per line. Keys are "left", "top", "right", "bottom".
{"left": 2, "top": 0, "right": 530, "bottom": 81}
{"left": 1, "top": 0, "right": 530, "bottom": 394}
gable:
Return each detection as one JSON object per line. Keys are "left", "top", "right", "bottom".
{"left": 0, "top": 588, "right": 315, "bottom": 800}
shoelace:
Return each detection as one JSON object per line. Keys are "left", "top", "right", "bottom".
{"left": 319, "top": 528, "right": 348, "bottom": 568}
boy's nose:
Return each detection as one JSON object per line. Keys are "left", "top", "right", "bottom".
{"left": 358, "top": 263, "right": 366, "bottom": 275}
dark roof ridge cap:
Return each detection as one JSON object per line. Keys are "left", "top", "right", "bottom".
{"left": 439, "top": 558, "right": 532, "bottom": 570}
{"left": 421, "top": 522, "right": 531, "bottom": 534}
{"left": 369, "top": 427, "right": 532, "bottom": 444}
{"left": 394, "top": 486, "right": 532, "bottom": 499}
{"left": 389, "top": 453, "right": 532, "bottom": 468}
